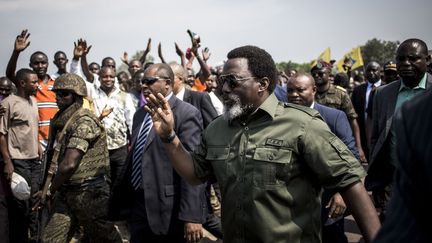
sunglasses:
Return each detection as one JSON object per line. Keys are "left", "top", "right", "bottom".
{"left": 217, "top": 74, "right": 256, "bottom": 89}
{"left": 55, "top": 90, "right": 73, "bottom": 97}
{"left": 141, "top": 76, "right": 169, "bottom": 85}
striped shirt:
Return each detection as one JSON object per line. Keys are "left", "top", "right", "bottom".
{"left": 35, "top": 78, "right": 58, "bottom": 147}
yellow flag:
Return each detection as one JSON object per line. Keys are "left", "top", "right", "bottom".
{"left": 336, "top": 47, "right": 364, "bottom": 72}
{"left": 311, "top": 47, "right": 331, "bottom": 67}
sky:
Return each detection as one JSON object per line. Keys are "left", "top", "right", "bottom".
{"left": 0, "top": 0, "right": 431, "bottom": 75}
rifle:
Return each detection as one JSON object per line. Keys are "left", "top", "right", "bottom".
{"left": 34, "top": 121, "right": 56, "bottom": 241}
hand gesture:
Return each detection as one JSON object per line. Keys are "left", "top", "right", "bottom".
{"left": 184, "top": 222, "right": 203, "bottom": 243}
{"left": 121, "top": 51, "right": 129, "bottom": 65}
{"left": 74, "top": 39, "right": 92, "bottom": 58}
{"left": 15, "top": 29, "right": 31, "bottom": 52}
{"left": 326, "top": 192, "right": 346, "bottom": 218}
{"left": 202, "top": 47, "right": 211, "bottom": 62}
{"left": 175, "top": 42, "right": 184, "bottom": 57}
{"left": 144, "top": 93, "right": 174, "bottom": 139}
{"left": 99, "top": 105, "right": 114, "bottom": 120}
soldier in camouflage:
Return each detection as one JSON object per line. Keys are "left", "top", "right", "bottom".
{"left": 312, "top": 61, "right": 367, "bottom": 164}
{"left": 37, "top": 73, "right": 122, "bottom": 242}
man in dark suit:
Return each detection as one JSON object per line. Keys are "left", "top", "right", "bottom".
{"left": 351, "top": 61, "right": 382, "bottom": 161}
{"left": 126, "top": 63, "right": 206, "bottom": 243}
{"left": 373, "top": 88, "right": 432, "bottom": 243}
{"left": 170, "top": 63, "right": 218, "bottom": 127}
{"left": 169, "top": 63, "right": 223, "bottom": 239}
{"left": 366, "top": 38, "right": 432, "bottom": 219}
{"left": 287, "top": 72, "right": 359, "bottom": 243}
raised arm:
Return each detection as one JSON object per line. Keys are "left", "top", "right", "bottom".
{"left": 6, "top": 29, "right": 31, "bottom": 85}
{"left": 145, "top": 93, "right": 202, "bottom": 185}
{"left": 121, "top": 51, "right": 129, "bottom": 65}
{"left": 158, "top": 42, "right": 166, "bottom": 64}
{"left": 191, "top": 43, "right": 211, "bottom": 85}
{"left": 77, "top": 39, "right": 94, "bottom": 82}
{"left": 174, "top": 42, "right": 187, "bottom": 69}
{"left": 139, "top": 38, "right": 152, "bottom": 64}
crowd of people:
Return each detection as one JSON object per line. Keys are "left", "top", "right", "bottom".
{"left": 0, "top": 28, "right": 431, "bottom": 243}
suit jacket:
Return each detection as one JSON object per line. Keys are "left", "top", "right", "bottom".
{"left": 314, "top": 103, "right": 359, "bottom": 225}
{"left": 366, "top": 73, "right": 432, "bottom": 190}
{"left": 373, "top": 88, "right": 432, "bottom": 243}
{"left": 351, "top": 82, "right": 370, "bottom": 157}
{"left": 183, "top": 89, "right": 218, "bottom": 128}
{"left": 127, "top": 95, "right": 206, "bottom": 234}
{"left": 314, "top": 103, "right": 359, "bottom": 158}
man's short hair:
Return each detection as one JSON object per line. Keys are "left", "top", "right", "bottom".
{"left": 398, "top": 38, "right": 429, "bottom": 56}
{"left": 227, "top": 45, "right": 277, "bottom": 93}
{"left": 0, "top": 77, "right": 12, "bottom": 85}
{"left": 16, "top": 68, "right": 36, "bottom": 83}
{"left": 54, "top": 51, "right": 67, "bottom": 59}
{"left": 169, "top": 63, "right": 188, "bottom": 80}
{"left": 30, "top": 51, "right": 48, "bottom": 63}
{"left": 154, "top": 63, "right": 175, "bottom": 86}
{"left": 102, "top": 57, "right": 116, "bottom": 67}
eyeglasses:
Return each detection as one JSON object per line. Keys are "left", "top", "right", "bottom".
{"left": 141, "top": 76, "right": 169, "bottom": 85}
{"left": 217, "top": 74, "right": 256, "bottom": 89}
{"left": 55, "top": 90, "right": 73, "bottom": 97}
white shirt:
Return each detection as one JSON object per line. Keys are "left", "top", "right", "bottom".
{"left": 176, "top": 86, "right": 186, "bottom": 101}
{"left": 93, "top": 87, "right": 136, "bottom": 150}
{"left": 365, "top": 80, "right": 381, "bottom": 120}
{"left": 208, "top": 91, "right": 224, "bottom": 116}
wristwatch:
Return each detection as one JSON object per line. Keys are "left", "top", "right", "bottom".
{"left": 161, "top": 130, "right": 176, "bottom": 143}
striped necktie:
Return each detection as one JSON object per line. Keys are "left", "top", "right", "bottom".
{"left": 131, "top": 113, "right": 153, "bottom": 190}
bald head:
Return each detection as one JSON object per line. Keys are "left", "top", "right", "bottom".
{"left": 287, "top": 72, "right": 316, "bottom": 107}
{"left": 169, "top": 62, "right": 188, "bottom": 94}
{"left": 396, "top": 38, "right": 431, "bottom": 87}
{"left": 0, "top": 77, "right": 13, "bottom": 99}
{"left": 365, "top": 61, "right": 381, "bottom": 83}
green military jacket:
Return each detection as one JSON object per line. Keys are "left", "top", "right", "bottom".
{"left": 53, "top": 106, "right": 110, "bottom": 184}
{"left": 315, "top": 84, "right": 358, "bottom": 120}
{"left": 193, "top": 94, "right": 365, "bottom": 243}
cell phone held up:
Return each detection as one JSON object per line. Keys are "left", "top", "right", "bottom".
{"left": 187, "top": 29, "right": 201, "bottom": 46}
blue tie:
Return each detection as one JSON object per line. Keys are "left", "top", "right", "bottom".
{"left": 131, "top": 113, "right": 153, "bottom": 190}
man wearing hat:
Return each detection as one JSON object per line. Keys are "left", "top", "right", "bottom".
{"left": 311, "top": 61, "right": 366, "bottom": 164}
{"left": 36, "top": 73, "right": 122, "bottom": 242}
{"left": 383, "top": 61, "right": 399, "bottom": 84}
{"left": 0, "top": 68, "right": 40, "bottom": 243}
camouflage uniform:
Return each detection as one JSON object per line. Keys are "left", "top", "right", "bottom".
{"left": 41, "top": 74, "right": 122, "bottom": 243}
{"left": 315, "top": 84, "right": 358, "bottom": 120}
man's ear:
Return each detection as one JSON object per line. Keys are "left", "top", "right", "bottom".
{"left": 258, "top": 77, "right": 270, "bottom": 92}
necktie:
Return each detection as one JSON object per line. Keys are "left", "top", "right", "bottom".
{"left": 131, "top": 113, "right": 153, "bottom": 190}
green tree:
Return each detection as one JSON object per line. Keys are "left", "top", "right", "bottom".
{"left": 276, "top": 61, "right": 311, "bottom": 73}
{"left": 361, "top": 38, "right": 400, "bottom": 66}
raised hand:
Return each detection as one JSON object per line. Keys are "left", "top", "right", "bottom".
{"left": 144, "top": 38, "right": 152, "bottom": 54}
{"left": 15, "top": 29, "right": 31, "bottom": 52}
{"left": 175, "top": 42, "right": 184, "bottom": 57}
{"left": 158, "top": 42, "right": 166, "bottom": 63}
{"left": 202, "top": 47, "right": 211, "bottom": 62}
{"left": 144, "top": 93, "right": 174, "bottom": 139}
{"left": 121, "top": 51, "right": 129, "bottom": 65}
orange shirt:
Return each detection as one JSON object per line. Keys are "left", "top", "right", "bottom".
{"left": 191, "top": 78, "right": 206, "bottom": 92}
{"left": 35, "top": 79, "right": 58, "bottom": 147}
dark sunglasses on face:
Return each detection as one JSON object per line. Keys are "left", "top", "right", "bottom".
{"left": 55, "top": 90, "right": 73, "bottom": 97}
{"left": 217, "top": 74, "right": 256, "bottom": 89}
{"left": 141, "top": 76, "right": 169, "bottom": 85}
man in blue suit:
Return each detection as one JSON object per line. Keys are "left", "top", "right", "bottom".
{"left": 122, "top": 63, "right": 206, "bottom": 243}
{"left": 287, "top": 72, "right": 359, "bottom": 243}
